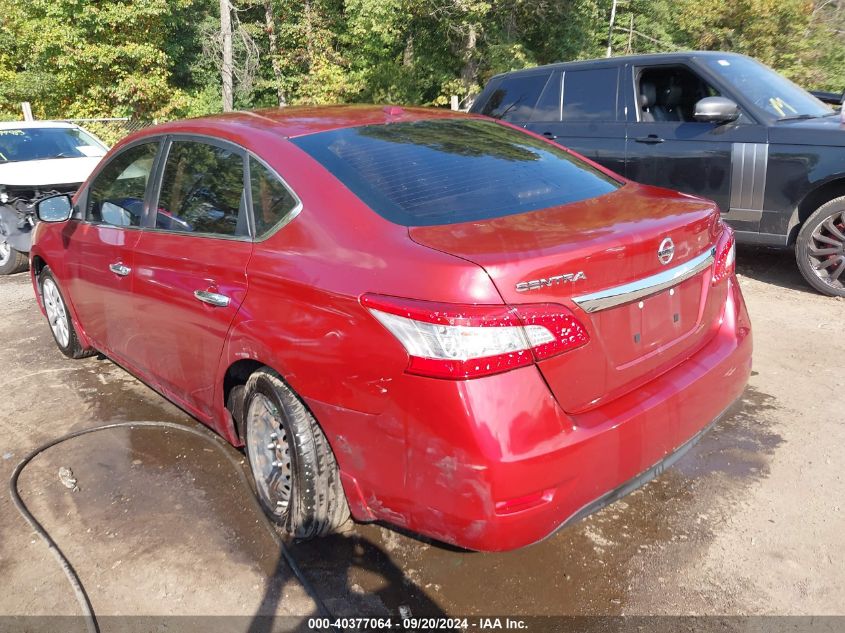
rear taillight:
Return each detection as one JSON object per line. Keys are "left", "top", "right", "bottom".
{"left": 712, "top": 227, "right": 736, "bottom": 285}
{"left": 361, "top": 294, "right": 589, "bottom": 379}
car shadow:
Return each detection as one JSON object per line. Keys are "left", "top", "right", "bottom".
{"left": 736, "top": 244, "right": 819, "bottom": 296}
{"left": 247, "top": 534, "right": 448, "bottom": 633}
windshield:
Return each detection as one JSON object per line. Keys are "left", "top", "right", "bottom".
{"left": 701, "top": 55, "right": 833, "bottom": 120}
{"left": 291, "top": 119, "right": 620, "bottom": 226}
{"left": 0, "top": 127, "right": 107, "bottom": 163}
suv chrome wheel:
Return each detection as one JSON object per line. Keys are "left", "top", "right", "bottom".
{"left": 797, "top": 197, "right": 845, "bottom": 297}
{"left": 807, "top": 210, "right": 845, "bottom": 289}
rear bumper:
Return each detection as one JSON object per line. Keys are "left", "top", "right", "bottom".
{"left": 317, "top": 277, "right": 752, "bottom": 552}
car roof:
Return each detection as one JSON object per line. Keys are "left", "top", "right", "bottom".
{"left": 487, "top": 50, "right": 749, "bottom": 80}
{"left": 0, "top": 120, "right": 79, "bottom": 130}
{"left": 140, "top": 105, "right": 479, "bottom": 140}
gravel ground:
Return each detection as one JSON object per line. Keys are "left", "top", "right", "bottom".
{"left": 0, "top": 245, "right": 843, "bottom": 627}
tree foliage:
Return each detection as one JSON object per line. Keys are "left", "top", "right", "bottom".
{"left": 0, "top": 0, "right": 843, "bottom": 121}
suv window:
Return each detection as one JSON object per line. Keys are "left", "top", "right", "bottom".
{"left": 249, "top": 157, "right": 299, "bottom": 237}
{"left": 562, "top": 68, "right": 619, "bottom": 121}
{"left": 156, "top": 141, "right": 247, "bottom": 237}
{"left": 530, "top": 71, "right": 563, "bottom": 122}
{"left": 481, "top": 73, "right": 550, "bottom": 122}
{"left": 86, "top": 142, "right": 158, "bottom": 227}
{"left": 636, "top": 65, "right": 720, "bottom": 122}
{"left": 291, "top": 119, "right": 620, "bottom": 226}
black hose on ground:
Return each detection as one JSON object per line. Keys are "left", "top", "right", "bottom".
{"left": 9, "top": 420, "right": 336, "bottom": 633}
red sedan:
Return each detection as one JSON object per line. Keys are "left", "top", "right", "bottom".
{"left": 29, "top": 106, "right": 751, "bottom": 552}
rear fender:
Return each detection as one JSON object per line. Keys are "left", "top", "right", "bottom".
{"left": 215, "top": 317, "right": 405, "bottom": 522}
{"left": 212, "top": 322, "right": 283, "bottom": 445}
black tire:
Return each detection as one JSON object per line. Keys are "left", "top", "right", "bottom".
{"left": 39, "top": 267, "right": 96, "bottom": 359}
{"left": 796, "top": 196, "right": 845, "bottom": 297}
{"left": 0, "top": 239, "right": 28, "bottom": 275}
{"left": 243, "top": 368, "right": 349, "bottom": 539}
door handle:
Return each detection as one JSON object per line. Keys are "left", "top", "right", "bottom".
{"left": 194, "top": 289, "right": 230, "bottom": 307}
{"left": 109, "top": 263, "right": 131, "bottom": 277}
{"left": 635, "top": 135, "right": 665, "bottom": 144}
{"left": 542, "top": 131, "right": 558, "bottom": 139}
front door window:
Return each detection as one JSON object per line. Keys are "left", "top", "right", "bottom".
{"left": 636, "top": 66, "right": 721, "bottom": 123}
{"left": 87, "top": 142, "right": 159, "bottom": 227}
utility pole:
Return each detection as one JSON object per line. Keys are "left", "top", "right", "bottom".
{"left": 606, "top": 0, "right": 618, "bottom": 58}
{"left": 221, "top": 0, "right": 234, "bottom": 111}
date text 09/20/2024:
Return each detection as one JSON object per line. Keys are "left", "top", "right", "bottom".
{"left": 307, "top": 617, "right": 528, "bottom": 630}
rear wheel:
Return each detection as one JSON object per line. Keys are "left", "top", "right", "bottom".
{"left": 0, "top": 238, "right": 28, "bottom": 275}
{"left": 243, "top": 368, "right": 349, "bottom": 539}
{"left": 39, "top": 267, "right": 95, "bottom": 359}
{"left": 796, "top": 197, "right": 845, "bottom": 297}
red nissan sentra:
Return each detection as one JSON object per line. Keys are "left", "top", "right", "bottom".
{"left": 29, "top": 106, "right": 751, "bottom": 551}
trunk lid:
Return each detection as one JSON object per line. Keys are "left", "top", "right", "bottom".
{"left": 409, "top": 183, "right": 725, "bottom": 413}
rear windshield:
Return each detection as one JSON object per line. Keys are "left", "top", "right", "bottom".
{"left": 291, "top": 119, "right": 620, "bottom": 226}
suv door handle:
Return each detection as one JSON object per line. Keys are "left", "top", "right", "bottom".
{"left": 194, "top": 289, "right": 230, "bottom": 307}
{"left": 109, "top": 263, "right": 131, "bottom": 277}
{"left": 634, "top": 135, "right": 665, "bottom": 144}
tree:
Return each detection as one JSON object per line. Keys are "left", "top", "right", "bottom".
{"left": 1, "top": 0, "right": 843, "bottom": 122}
{"left": 221, "top": 0, "right": 234, "bottom": 111}
{"left": 0, "top": 0, "right": 212, "bottom": 120}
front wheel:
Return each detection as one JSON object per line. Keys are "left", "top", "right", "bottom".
{"left": 796, "top": 197, "right": 845, "bottom": 297}
{"left": 39, "top": 267, "right": 95, "bottom": 359}
{"left": 243, "top": 368, "right": 349, "bottom": 540}
{"left": 0, "top": 238, "right": 28, "bottom": 275}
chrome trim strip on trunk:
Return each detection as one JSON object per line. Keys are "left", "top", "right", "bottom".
{"left": 572, "top": 247, "right": 716, "bottom": 314}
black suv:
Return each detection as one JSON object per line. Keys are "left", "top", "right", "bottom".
{"left": 470, "top": 51, "right": 845, "bottom": 297}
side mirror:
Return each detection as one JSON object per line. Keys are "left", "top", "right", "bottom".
{"left": 36, "top": 194, "right": 74, "bottom": 223}
{"left": 693, "top": 97, "right": 740, "bottom": 124}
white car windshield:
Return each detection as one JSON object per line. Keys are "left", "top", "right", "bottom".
{"left": 0, "top": 127, "right": 107, "bottom": 163}
{"left": 701, "top": 56, "right": 834, "bottom": 120}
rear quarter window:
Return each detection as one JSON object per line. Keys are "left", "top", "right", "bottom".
{"left": 291, "top": 119, "right": 620, "bottom": 227}
{"left": 480, "top": 74, "right": 550, "bottom": 122}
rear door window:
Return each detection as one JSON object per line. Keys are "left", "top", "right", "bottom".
{"left": 530, "top": 71, "right": 563, "bottom": 122}
{"left": 86, "top": 142, "right": 159, "bottom": 227}
{"left": 562, "top": 68, "right": 619, "bottom": 121}
{"left": 480, "top": 74, "right": 550, "bottom": 122}
{"left": 155, "top": 141, "right": 248, "bottom": 237}
{"left": 291, "top": 119, "right": 620, "bottom": 226}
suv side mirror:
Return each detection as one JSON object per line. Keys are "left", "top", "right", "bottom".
{"left": 694, "top": 97, "right": 740, "bottom": 124}
{"left": 36, "top": 194, "right": 74, "bottom": 223}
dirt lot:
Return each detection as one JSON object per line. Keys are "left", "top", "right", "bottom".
{"left": 1, "top": 246, "right": 843, "bottom": 628}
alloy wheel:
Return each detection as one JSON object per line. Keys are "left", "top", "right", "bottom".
{"left": 246, "top": 393, "right": 293, "bottom": 517}
{"left": 807, "top": 210, "right": 845, "bottom": 291}
{"left": 42, "top": 278, "right": 70, "bottom": 348}
{"left": 0, "top": 239, "right": 9, "bottom": 266}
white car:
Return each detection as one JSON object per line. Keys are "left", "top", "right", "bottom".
{"left": 0, "top": 121, "right": 108, "bottom": 274}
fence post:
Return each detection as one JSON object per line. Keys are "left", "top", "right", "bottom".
{"left": 21, "top": 102, "right": 33, "bottom": 121}
{"left": 450, "top": 95, "right": 459, "bottom": 111}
